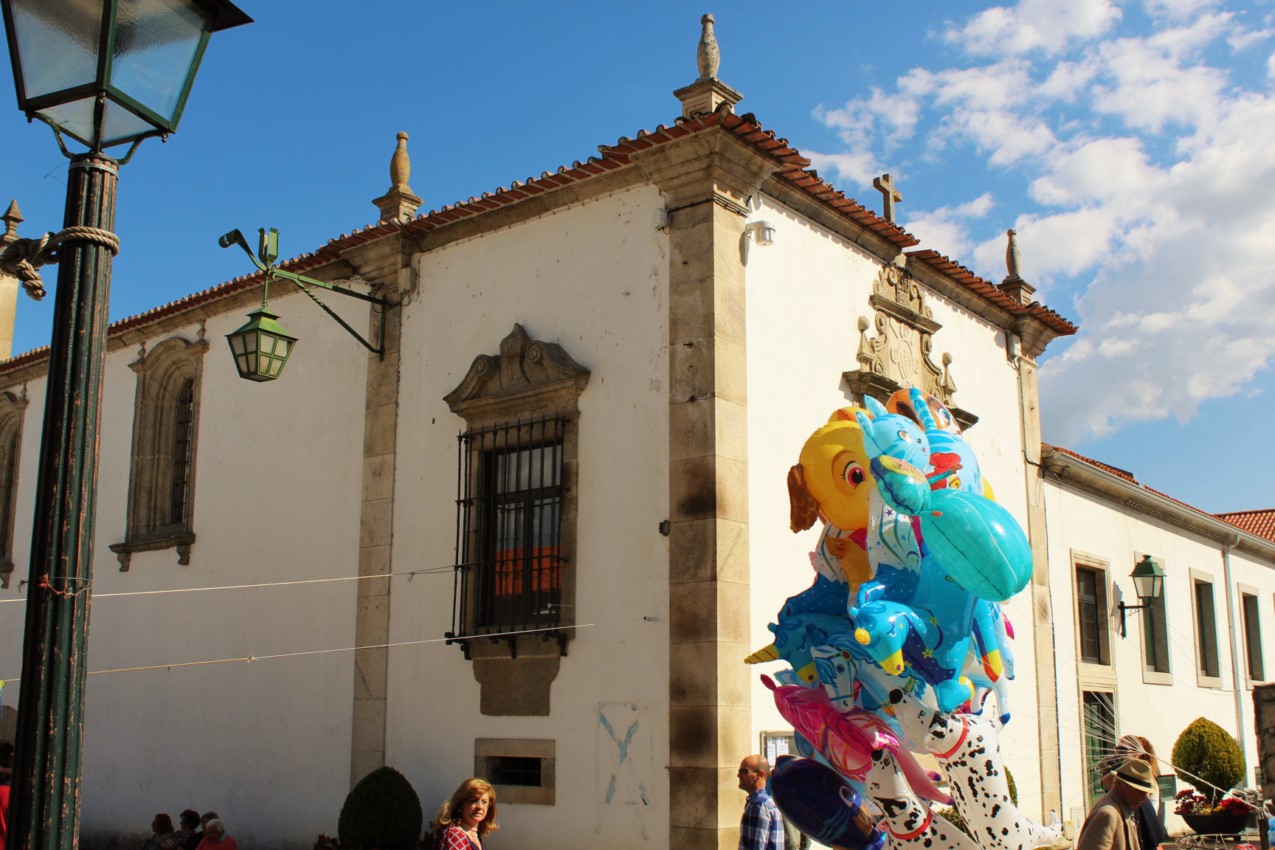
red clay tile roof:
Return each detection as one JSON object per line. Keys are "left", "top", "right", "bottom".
{"left": 909, "top": 250, "right": 1078, "bottom": 337}
{"left": 2, "top": 106, "right": 1074, "bottom": 372}
{"left": 1215, "top": 509, "right": 1275, "bottom": 543}
{"left": 1048, "top": 443, "right": 1206, "bottom": 516}
{"left": 1048, "top": 446, "right": 1137, "bottom": 483}
{"left": 1048, "top": 445, "right": 1275, "bottom": 539}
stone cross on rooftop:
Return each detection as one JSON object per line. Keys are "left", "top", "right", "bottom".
{"left": 873, "top": 173, "right": 902, "bottom": 223}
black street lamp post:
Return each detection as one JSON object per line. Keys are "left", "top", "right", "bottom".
{"left": 0, "top": 4, "right": 250, "bottom": 850}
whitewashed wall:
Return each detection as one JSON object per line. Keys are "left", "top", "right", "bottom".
{"left": 741, "top": 196, "right": 1047, "bottom": 813}
{"left": 388, "top": 186, "right": 671, "bottom": 850}
{"left": 1043, "top": 479, "right": 1274, "bottom": 834}
{"left": 0, "top": 286, "right": 369, "bottom": 849}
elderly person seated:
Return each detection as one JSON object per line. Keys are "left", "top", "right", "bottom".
{"left": 195, "top": 818, "right": 238, "bottom": 850}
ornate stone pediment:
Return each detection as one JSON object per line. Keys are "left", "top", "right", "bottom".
{"left": 843, "top": 262, "right": 977, "bottom": 429}
{"left": 444, "top": 324, "right": 590, "bottom": 422}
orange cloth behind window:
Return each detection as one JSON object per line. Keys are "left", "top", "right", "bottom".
{"left": 494, "top": 546, "right": 562, "bottom": 597}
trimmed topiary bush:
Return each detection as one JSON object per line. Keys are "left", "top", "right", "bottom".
{"left": 1172, "top": 717, "right": 1245, "bottom": 802}
{"left": 337, "top": 766, "right": 423, "bottom": 850}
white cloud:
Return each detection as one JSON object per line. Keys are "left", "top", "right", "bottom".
{"left": 1089, "top": 37, "right": 1228, "bottom": 132}
{"left": 1028, "top": 137, "right": 1160, "bottom": 207}
{"left": 903, "top": 193, "right": 996, "bottom": 259}
{"left": 1227, "top": 26, "right": 1273, "bottom": 51}
{"left": 805, "top": 150, "right": 880, "bottom": 187}
{"left": 1039, "top": 60, "right": 1101, "bottom": 100}
{"left": 896, "top": 62, "right": 1060, "bottom": 164}
{"left": 1143, "top": 0, "right": 1221, "bottom": 21}
{"left": 946, "top": 0, "right": 1122, "bottom": 57}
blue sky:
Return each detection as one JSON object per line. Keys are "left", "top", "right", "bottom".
{"left": 1, "top": 0, "right": 1272, "bottom": 513}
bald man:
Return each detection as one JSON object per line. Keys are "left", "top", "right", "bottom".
{"left": 737, "top": 755, "right": 784, "bottom": 850}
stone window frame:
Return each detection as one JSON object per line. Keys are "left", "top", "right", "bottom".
{"left": 0, "top": 390, "right": 27, "bottom": 590}
{"left": 1240, "top": 583, "right": 1264, "bottom": 686}
{"left": 110, "top": 335, "right": 207, "bottom": 571}
{"left": 1189, "top": 568, "right": 1222, "bottom": 688}
{"left": 443, "top": 324, "right": 589, "bottom": 716}
{"left": 1072, "top": 551, "right": 1113, "bottom": 682}
{"left": 474, "top": 738, "right": 555, "bottom": 805}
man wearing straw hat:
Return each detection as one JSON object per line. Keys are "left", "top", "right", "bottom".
{"left": 1077, "top": 759, "right": 1160, "bottom": 850}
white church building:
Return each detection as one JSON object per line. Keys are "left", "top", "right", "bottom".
{"left": 0, "top": 17, "right": 1272, "bottom": 850}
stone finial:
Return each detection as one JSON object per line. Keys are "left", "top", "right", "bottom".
{"left": 372, "top": 131, "right": 422, "bottom": 224}
{"left": 1, "top": 200, "right": 22, "bottom": 244}
{"left": 873, "top": 174, "right": 902, "bottom": 223}
{"left": 390, "top": 131, "right": 411, "bottom": 190}
{"left": 674, "top": 13, "right": 742, "bottom": 119}
{"left": 998, "top": 227, "right": 1036, "bottom": 304}
{"left": 1005, "top": 229, "right": 1021, "bottom": 279}
{"left": 697, "top": 13, "right": 720, "bottom": 81}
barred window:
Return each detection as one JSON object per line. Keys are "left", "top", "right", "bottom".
{"left": 454, "top": 418, "right": 567, "bottom": 636}
{"left": 443, "top": 325, "right": 588, "bottom": 705}
{"left": 168, "top": 379, "right": 196, "bottom": 529}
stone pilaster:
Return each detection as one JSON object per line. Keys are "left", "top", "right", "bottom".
{"left": 341, "top": 236, "right": 412, "bottom": 786}
{"left": 1018, "top": 351, "right": 1063, "bottom": 818}
{"left": 634, "top": 130, "right": 777, "bottom": 850}
{"left": 350, "top": 302, "right": 401, "bottom": 785}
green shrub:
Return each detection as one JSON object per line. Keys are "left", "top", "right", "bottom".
{"left": 337, "top": 766, "right": 423, "bottom": 850}
{"left": 938, "top": 806, "right": 971, "bottom": 837}
{"left": 1172, "top": 717, "right": 1245, "bottom": 802}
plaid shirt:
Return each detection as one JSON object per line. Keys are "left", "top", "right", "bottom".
{"left": 740, "top": 789, "right": 784, "bottom": 850}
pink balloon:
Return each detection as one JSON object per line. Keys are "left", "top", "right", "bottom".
{"left": 762, "top": 675, "right": 951, "bottom": 805}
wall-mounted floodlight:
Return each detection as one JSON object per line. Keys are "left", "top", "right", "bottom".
{"left": 745, "top": 220, "right": 776, "bottom": 246}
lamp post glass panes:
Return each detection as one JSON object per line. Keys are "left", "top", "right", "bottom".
{"left": 3, "top": 0, "right": 252, "bottom": 151}
{"left": 0, "top": 4, "right": 249, "bottom": 850}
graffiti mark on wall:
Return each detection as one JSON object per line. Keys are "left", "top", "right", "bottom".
{"left": 598, "top": 702, "right": 650, "bottom": 805}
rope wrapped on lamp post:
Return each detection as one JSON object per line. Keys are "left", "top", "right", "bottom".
{"left": 0, "top": 224, "right": 121, "bottom": 300}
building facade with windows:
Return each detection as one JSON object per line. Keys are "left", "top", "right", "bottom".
{"left": 0, "top": 34, "right": 1273, "bottom": 850}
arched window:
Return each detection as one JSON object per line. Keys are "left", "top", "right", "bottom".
{"left": 0, "top": 390, "right": 27, "bottom": 590}
{"left": 110, "top": 336, "right": 207, "bottom": 570}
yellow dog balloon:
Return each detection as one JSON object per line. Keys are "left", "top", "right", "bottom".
{"left": 787, "top": 417, "right": 875, "bottom": 587}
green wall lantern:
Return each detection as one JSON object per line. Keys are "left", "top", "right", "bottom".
{"left": 1, "top": 0, "right": 251, "bottom": 153}
{"left": 220, "top": 227, "right": 388, "bottom": 382}
{"left": 1119, "top": 554, "right": 1166, "bottom": 638}
{"left": 226, "top": 306, "right": 296, "bottom": 382}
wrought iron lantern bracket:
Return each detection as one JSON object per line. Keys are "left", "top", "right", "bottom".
{"left": 219, "top": 227, "right": 388, "bottom": 359}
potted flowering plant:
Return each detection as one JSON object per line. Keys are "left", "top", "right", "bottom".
{"left": 1175, "top": 790, "right": 1253, "bottom": 835}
